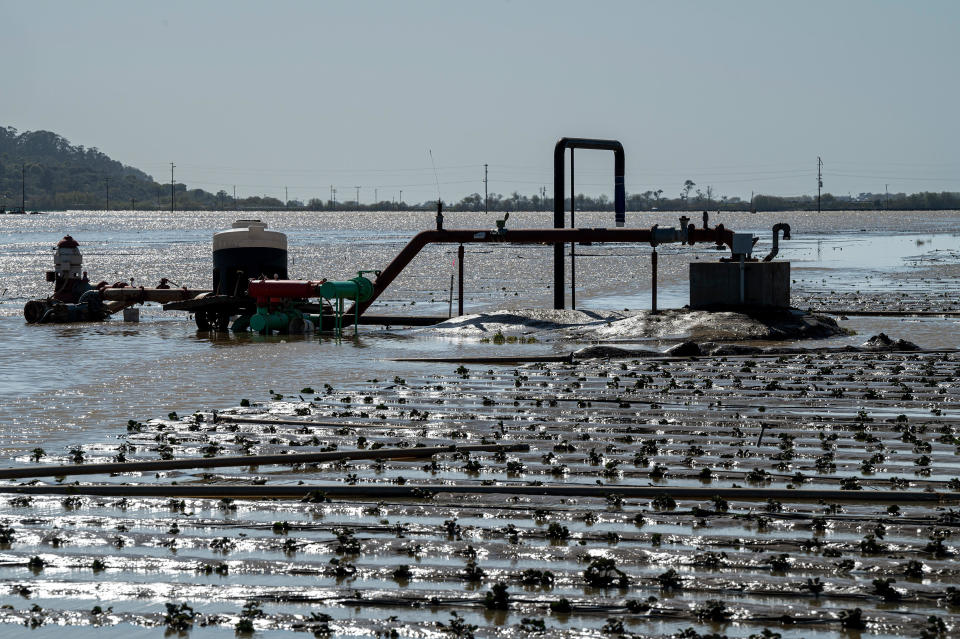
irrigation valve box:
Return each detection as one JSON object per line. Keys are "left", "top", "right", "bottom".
{"left": 688, "top": 256, "right": 791, "bottom": 312}
{"left": 732, "top": 233, "right": 754, "bottom": 257}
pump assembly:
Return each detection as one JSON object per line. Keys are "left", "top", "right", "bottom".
{"left": 24, "top": 138, "right": 793, "bottom": 331}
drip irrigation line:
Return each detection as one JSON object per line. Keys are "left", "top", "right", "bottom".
{"left": 393, "top": 354, "right": 574, "bottom": 364}
{"left": 1, "top": 483, "right": 956, "bottom": 503}
{"left": 0, "top": 444, "right": 529, "bottom": 481}
{"left": 392, "top": 348, "right": 960, "bottom": 365}
{"left": 817, "top": 310, "right": 960, "bottom": 317}
{"left": 212, "top": 415, "right": 418, "bottom": 429}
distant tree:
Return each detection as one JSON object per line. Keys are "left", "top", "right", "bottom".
{"left": 681, "top": 180, "right": 695, "bottom": 201}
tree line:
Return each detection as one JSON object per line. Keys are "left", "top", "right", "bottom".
{"left": 3, "top": 126, "right": 959, "bottom": 212}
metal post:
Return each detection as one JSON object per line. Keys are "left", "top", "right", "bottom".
{"left": 651, "top": 248, "right": 658, "bottom": 314}
{"left": 457, "top": 243, "right": 464, "bottom": 316}
{"left": 354, "top": 282, "right": 360, "bottom": 336}
{"left": 739, "top": 255, "right": 746, "bottom": 304}
{"left": 448, "top": 274, "right": 453, "bottom": 318}
{"left": 570, "top": 149, "right": 576, "bottom": 310}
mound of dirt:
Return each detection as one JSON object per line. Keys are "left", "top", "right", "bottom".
{"left": 423, "top": 307, "right": 844, "bottom": 343}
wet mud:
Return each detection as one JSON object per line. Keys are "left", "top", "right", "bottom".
{"left": 2, "top": 210, "right": 960, "bottom": 637}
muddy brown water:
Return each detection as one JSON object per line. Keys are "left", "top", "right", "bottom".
{"left": 0, "top": 209, "right": 959, "bottom": 637}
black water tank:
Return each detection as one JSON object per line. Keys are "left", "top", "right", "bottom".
{"left": 212, "top": 220, "right": 288, "bottom": 296}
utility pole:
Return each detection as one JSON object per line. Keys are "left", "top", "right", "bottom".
{"left": 483, "top": 163, "right": 488, "bottom": 214}
{"left": 399, "top": 190, "right": 403, "bottom": 209}
{"left": 285, "top": 186, "right": 288, "bottom": 208}
{"left": 170, "top": 162, "right": 176, "bottom": 213}
{"left": 233, "top": 185, "right": 237, "bottom": 209}
{"left": 131, "top": 198, "right": 135, "bottom": 210}
{"left": 355, "top": 186, "right": 360, "bottom": 209}
{"left": 885, "top": 184, "right": 889, "bottom": 209}
{"left": 375, "top": 188, "right": 378, "bottom": 206}
{"left": 21, "top": 163, "right": 25, "bottom": 211}
{"left": 105, "top": 176, "right": 109, "bottom": 210}
{"left": 817, "top": 156, "right": 823, "bottom": 214}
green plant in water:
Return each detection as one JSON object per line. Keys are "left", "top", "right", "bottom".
{"left": 550, "top": 597, "right": 572, "bottom": 614}
{"left": 583, "top": 557, "right": 629, "bottom": 588}
{"left": 436, "top": 612, "right": 477, "bottom": 638}
{"left": 484, "top": 582, "right": 510, "bottom": 610}
{"left": 163, "top": 602, "right": 196, "bottom": 632}
{"left": 695, "top": 599, "right": 732, "bottom": 622}
{"left": 839, "top": 608, "right": 866, "bottom": 630}
{"left": 657, "top": 568, "right": 683, "bottom": 590}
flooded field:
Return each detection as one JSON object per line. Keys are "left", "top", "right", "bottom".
{"left": 0, "top": 209, "right": 958, "bottom": 637}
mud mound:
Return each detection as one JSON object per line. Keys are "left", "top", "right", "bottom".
{"left": 424, "top": 308, "right": 844, "bottom": 343}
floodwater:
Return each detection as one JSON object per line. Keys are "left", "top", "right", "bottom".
{"left": 0, "top": 209, "right": 959, "bottom": 637}
{"left": 1, "top": 209, "right": 959, "bottom": 454}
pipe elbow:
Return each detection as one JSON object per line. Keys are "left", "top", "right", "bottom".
{"left": 764, "top": 223, "right": 792, "bottom": 261}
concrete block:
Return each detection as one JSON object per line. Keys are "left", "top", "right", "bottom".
{"left": 690, "top": 261, "right": 790, "bottom": 310}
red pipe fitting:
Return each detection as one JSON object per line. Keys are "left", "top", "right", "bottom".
{"left": 247, "top": 279, "right": 325, "bottom": 305}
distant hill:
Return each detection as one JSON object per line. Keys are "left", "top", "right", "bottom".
{"left": 3, "top": 126, "right": 959, "bottom": 212}
{"left": 0, "top": 126, "right": 220, "bottom": 210}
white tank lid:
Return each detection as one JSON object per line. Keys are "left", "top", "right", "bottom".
{"left": 214, "top": 219, "right": 287, "bottom": 252}
{"left": 232, "top": 219, "right": 267, "bottom": 229}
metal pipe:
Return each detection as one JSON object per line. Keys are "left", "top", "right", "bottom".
{"left": 0, "top": 483, "right": 953, "bottom": 504}
{"left": 99, "top": 287, "right": 212, "bottom": 303}
{"left": 0, "top": 443, "right": 529, "bottom": 481}
{"left": 763, "top": 223, "right": 792, "bottom": 262}
{"left": 553, "top": 138, "right": 626, "bottom": 309}
{"left": 348, "top": 227, "right": 735, "bottom": 317}
{"left": 570, "top": 148, "right": 575, "bottom": 310}
{"left": 457, "top": 244, "right": 464, "bottom": 316}
{"left": 651, "top": 249, "right": 658, "bottom": 313}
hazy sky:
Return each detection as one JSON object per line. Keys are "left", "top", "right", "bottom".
{"left": 3, "top": 0, "right": 958, "bottom": 203}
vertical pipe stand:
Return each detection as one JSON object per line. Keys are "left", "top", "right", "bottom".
{"left": 457, "top": 244, "right": 464, "bottom": 316}
{"left": 651, "top": 248, "right": 658, "bottom": 314}
{"left": 570, "top": 148, "right": 576, "bottom": 310}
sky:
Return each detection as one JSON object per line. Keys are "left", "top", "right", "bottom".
{"left": 3, "top": 0, "right": 959, "bottom": 203}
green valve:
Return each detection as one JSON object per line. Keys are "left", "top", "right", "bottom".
{"left": 250, "top": 307, "right": 295, "bottom": 333}
{"left": 319, "top": 270, "right": 380, "bottom": 338}
{"left": 319, "top": 274, "right": 374, "bottom": 303}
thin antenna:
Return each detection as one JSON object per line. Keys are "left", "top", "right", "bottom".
{"left": 428, "top": 149, "right": 442, "bottom": 201}
{"left": 484, "top": 163, "right": 488, "bottom": 214}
